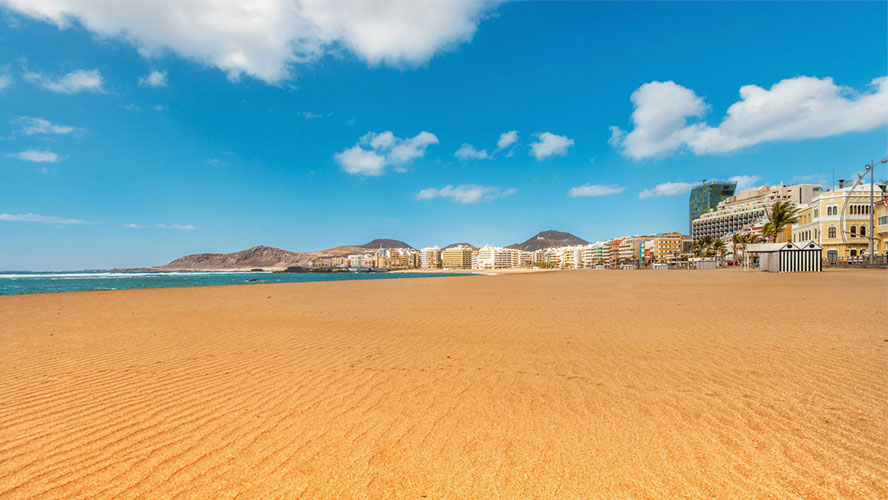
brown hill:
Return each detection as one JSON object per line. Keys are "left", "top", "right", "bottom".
{"left": 157, "top": 238, "right": 416, "bottom": 270}
{"left": 358, "top": 239, "right": 413, "bottom": 249}
{"left": 443, "top": 242, "right": 478, "bottom": 250}
{"left": 158, "top": 245, "right": 310, "bottom": 270}
{"left": 316, "top": 239, "right": 414, "bottom": 257}
{"left": 506, "top": 230, "right": 589, "bottom": 252}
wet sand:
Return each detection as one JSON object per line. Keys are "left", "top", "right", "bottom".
{"left": 1, "top": 269, "right": 886, "bottom": 499}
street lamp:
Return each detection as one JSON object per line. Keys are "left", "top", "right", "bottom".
{"left": 865, "top": 157, "right": 888, "bottom": 264}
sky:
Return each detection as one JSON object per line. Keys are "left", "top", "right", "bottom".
{"left": 1, "top": 1, "right": 886, "bottom": 270}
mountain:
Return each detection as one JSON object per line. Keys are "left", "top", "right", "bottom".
{"left": 158, "top": 245, "right": 309, "bottom": 270}
{"left": 316, "top": 239, "right": 414, "bottom": 257}
{"left": 506, "top": 230, "right": 589, "bottom": 252}
{"left": 443, "top": 242, "right": 477, "bottom": 250}
{"left": 357, "top": 239, "right": 414, "bottom": 249}
{"left": 156, "top": 238, "right": 416, "bottom": 270}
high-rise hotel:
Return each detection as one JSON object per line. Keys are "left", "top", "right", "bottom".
{"left": 688, "top": 181, "right": 736, "bottom": 233}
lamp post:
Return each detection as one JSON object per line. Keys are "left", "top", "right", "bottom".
{"left": 865, "top": 157, "right": 888, "bottom": 264}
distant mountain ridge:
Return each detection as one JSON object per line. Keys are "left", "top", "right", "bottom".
{"left": 156, "top": 233, "right": 591, "bottom": 270}
{"left": 443, "top": 242, "right": 477, "bottom": 250}
{"left": 506, "top": 230, "right": 589, "bottom": 252}
{"left": 157, "top": 239, "right": 415, "bottom": 270}
{"left": 159, "top": 245, "right": 304, "bottom": 270}
{"left": 358, "top": 239, "right": 414, "bottom": 250}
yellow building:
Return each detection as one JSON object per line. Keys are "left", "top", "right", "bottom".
{"left": 650, "top": 232, "right": 683, "bottom": 262}
{"left": 441, "top": 248, "right": 473, "bottom": 269}
{"left": 876, "top": 196, "right": 888, "bottom": 254}
{"left": 791, "top": 182, "right": 887, "bottom": 262}
{"left": 617, "top": 237, "right": 645, "bottom": 264}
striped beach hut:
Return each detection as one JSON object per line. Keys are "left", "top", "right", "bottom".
{"left": 746, "top": 241, "right": 822, "bottom": 272}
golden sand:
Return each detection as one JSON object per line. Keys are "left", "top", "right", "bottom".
{"left": 1, "top": 269, "right": 886, "bottom": 499}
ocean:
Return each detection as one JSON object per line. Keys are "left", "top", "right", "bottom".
{"left": 0, "top": 270, "right": 472, "bottom": 296}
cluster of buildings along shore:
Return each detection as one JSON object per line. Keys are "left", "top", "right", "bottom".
{"left": 311, "top": 178, "right": 888, "bottom": 270}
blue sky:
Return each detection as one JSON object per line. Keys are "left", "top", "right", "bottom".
{"left": 1, "top": 1, "right": 886, "bottom": 270}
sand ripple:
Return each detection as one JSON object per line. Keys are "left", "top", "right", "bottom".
{"left": 0, "top": 270, "right": 886, "bottom": 498}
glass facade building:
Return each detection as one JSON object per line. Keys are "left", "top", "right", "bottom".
{"left": 688, "top": 181, "right": 736, "bottom": 233}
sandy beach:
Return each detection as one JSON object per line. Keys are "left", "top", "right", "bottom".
{"left": 1, "top": 269, "right": 886, "bottom": 499}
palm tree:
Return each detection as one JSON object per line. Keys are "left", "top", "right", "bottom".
{"left": 763, "top": 200, "right": 800, "bottom": 243}
{"left": 712, "top": 238, "right": 726, "bottom": 266}
{"left": 732, "top": 233, "right": 762, "bottom": 265}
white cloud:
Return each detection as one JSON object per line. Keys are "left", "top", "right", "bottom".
{"left": 123, "top": 223, "right": 197, "bottom": 230}
{"left": 16, "top": 117, "right": 76, "bottom": 135}
{"left": 334, "top": 130, "right": 438, "bottom": 176}
{"left": 25, "top": 69, "right": 105, "bottom": 93}
{"left": 415, "top": 185, "right": 516, "bottom": 204}
{"left": 638, "top": 182, "right": 695, "bottom": 199}
{"left": 298, "top": 111, "right": 331, "bottom": 119}
{"left": 0, "top": 213, "right": 88, "bottom": 224}
{"left": 611, "top": 76, "right": 888, "bottom": 160}
{"left": 334, "top": 145, "right": 387, "bottom": 175}
{"left": 454, "top": 143, "right": 490, "bottom": 160}
{"left": 389, "top": 132, "right": 438, "bottom": 165}
{"left": 138, "top": 69, "right": 167, "bottom": 87}
{"left": 497, "top": 130, "right": 518, "bottom": 150}
{"left": 7, "top": 149, "right": 60, "bottom": 163}
{"left": 638, "top": 176, "right": 763, "bottom": 199}
{"left": 568, "top": 184, "right": 624, "bottom": 198}
{"left": 728, "top": 175, "right": 761, "bottom": 191}
{"left": 2, "top": 0, "right": 498, "bottom": 83}
{"left": 0, "top": 74, "right": 11, "bottom": 91}
{"left": 530, "top": 131, "right": 574, "bottom": 160}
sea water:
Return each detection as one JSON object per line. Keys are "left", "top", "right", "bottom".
{"left": 0, "top": 270, "right": 471, "bottom": 296}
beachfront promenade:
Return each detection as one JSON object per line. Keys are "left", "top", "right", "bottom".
{"left": 1, "top": 269, "right": 885, "bottom": 498}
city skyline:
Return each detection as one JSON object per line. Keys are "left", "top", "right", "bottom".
{"left": 1, "top": 1, "right": 887, "bottom": 270}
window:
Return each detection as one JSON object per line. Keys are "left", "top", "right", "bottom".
{"left": 828, "top": 227, "right": 837, "bottom": 238}
{"left": 813, "top": 209, "right": 819, "bottom": 218}
{"left": 860, "top": 226, "right": 866, "bottom": 237}
{"left": 850, "top": 249, "right": 857, "bottom": 257}
{"left": 850, "top": 226, "right": 856, "bottom": 237}
{"left": 880, "top": 216, "right": 887, "bottom": 225}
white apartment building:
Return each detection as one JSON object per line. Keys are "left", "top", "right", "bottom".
{"left": 477, "top": 245, "right": 513, "bottom": 269}
{"left": 420, "top": 246, "right": 442, "bottom": 269}
{"left": 692, "top": 183, "right": 823, "bottom": 240}
{"left": 507, "top": 248, "right": 533, "bottom": 267}
{"left": 581, "top": 242, "right": 607, "bottom": 267}
{"left": 347, "top": 254, "right": 374, "bottom": 268}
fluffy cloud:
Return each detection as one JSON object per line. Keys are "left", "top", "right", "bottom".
{"left": 16, "top": 117, "right": 76, "bottom": 135}
{"left": 334, "top": 130, "right": 438, "bottom": 176}
{"left": 138, "top": 69, "right": 167, "bottom": 87}
{"left": 530, "top": 132, "right": 574, "bottom": 160}
{"left": 611, "top": 76, "right": 888, "bottom": 159}
{"left": 2, "top": 0, "right": 498, "bottom": 83}
{"left": 728, "top": 175, "right": 761, "bottom": 191}
{"left": 568, "top": 184, "right": 624, "bottom": 198}
{"left": 122, "top": 223, "right": 197, "bottom": 230}
{"left": 497, "top": 130, "right": 518, "bottom": 150}
{"left": 638, "top": 182, "right": 695, "bottom": 199}
{"left": 415, "top": 184, "right": 516, "bottom": 204}
{"left": 0, "top": 213, "right": 88, "bottom": 224}
{"left": 7, "top": 149, "right": 60, "bottom": 162}
{"left": 638, "top": 175, "right": 763, "bottom": 199}
{"left": 454, "top": 143, "right": 490, "bottom": 160}
{"left": 24, "top": 68, "right": 104, "bottom": 93}
{"left": 0, "top": 74, "right": 11, "bottom": 91}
